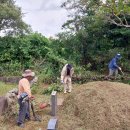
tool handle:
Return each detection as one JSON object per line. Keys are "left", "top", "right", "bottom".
{"left": 120, "top": 69, "right": 124, "bottom": 75}
{"left": 30, "top": 102, "right": 36, "bottom": 117}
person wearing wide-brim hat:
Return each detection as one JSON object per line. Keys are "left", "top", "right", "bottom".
{"left": 17, "top": 69, "right": 35, "bottom": 128}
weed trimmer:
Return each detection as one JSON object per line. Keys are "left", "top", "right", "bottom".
{"left": 30, "top": 101, "right": 42, "bottom": 122}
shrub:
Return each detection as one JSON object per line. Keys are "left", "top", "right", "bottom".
{"left": 42, "top": 83, "right": 63, "bottom": 95}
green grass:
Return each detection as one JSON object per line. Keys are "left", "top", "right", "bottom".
{"left": 0, "top": 82, "right": 16, "bottom": 96}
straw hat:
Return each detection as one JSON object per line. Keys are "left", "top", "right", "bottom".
{"left": 22, "top": 69, "right": 35, "bottom": 77}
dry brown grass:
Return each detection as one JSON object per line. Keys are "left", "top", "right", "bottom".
{"left": 1, "top": 81, "right": 130, "bottom": 130}
{"left": 58, "top": 81, "right": 130, "bottom": 130}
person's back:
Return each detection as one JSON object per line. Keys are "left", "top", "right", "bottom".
{"left": 18, "top": 78, "right": 31, "bottom": 98}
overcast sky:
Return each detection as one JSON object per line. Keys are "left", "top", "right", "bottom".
{"left": 15, "top": 0, "right": 68, "bottom": 38}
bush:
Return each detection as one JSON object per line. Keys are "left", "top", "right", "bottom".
{"left": 31, "top": 85, "right": 38, "bottom": 94}
{"left": 42, "top": 83, "right": 63, "bottom": 95}
{"left": 0, "top": 82, "right": 16, "bottom": 95}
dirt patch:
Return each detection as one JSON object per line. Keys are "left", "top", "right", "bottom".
{"left": 58, "top": 81, "right": 130, "bottom": 130}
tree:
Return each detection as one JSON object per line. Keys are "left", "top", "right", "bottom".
{"left": 0, "top": 0, "right": 31, "bottom": 35}
{"left": 101, "top": 0, "right": 130, "bottom": 28}
{"left": 61, "top": 0, "right": 101, "bottom": 32}
{"left": 59, "top": 0, "right": 130, "bottom": 72}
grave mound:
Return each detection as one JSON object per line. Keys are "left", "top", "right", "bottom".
{"left": 58, "top": 81, "right": 130, "bottom": 130}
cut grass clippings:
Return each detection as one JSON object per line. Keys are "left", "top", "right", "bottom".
{"left": 58, "top": 81, "right": 130, "bottom": 130}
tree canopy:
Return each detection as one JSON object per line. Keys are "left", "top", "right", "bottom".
{"left": 0, "top": 0, "right": 31, "bottom": 35}
{"left": 0, "top": 0, "right": 130, "bottom": 82}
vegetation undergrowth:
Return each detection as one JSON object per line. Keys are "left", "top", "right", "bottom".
{"left": 0, "top": 82, "right": 16, "bottom": 95}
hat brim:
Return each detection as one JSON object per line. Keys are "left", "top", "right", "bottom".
{"left": 22, "top": 72, "right": 35, "bottom": 77}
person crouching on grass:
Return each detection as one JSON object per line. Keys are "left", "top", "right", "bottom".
{"left": 61, "top": 64, "right": 74, "bottom": 93}
{"left": 17, "top": 69, "right": 35, "bottom": 128}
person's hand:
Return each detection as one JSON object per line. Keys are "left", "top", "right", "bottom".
{"left": 17, "top": 95, "right": 20, "bottom": 99}
{"left": 61, "top": 80, "right": 64, "bottom": 84}
{"left": 118, "top": 67, "right": 121, "bottom": 71}
{"left": 30, "top": 95, "right": 35, "bottom": 100}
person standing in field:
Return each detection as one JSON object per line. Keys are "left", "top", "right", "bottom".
{"left": 17, "top": 69, "right": 35, "bottom": 128}
{"left": 61, "top": 64, "right": 74, "bottom": 93}
{"left": 108, "top": 53, "right": 122, "bottom": 78}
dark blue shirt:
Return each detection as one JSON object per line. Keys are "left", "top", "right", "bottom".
{"left": 108, "top": 57, "right": 119, "bottom": 70}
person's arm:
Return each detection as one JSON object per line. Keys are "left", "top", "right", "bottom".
{"left": 113, "top": 59, "right": 119, "bottom": 68}
{"left": 113, "top": 59, "right": 121, "bottom": 70}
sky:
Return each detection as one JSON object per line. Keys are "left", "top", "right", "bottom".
{"left": 15, "top": 0, "right": 68, "bottom": 38}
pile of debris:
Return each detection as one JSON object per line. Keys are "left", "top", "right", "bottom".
{"left": 0, "top": 88, "right": 18, "bottom": 117}
{"left": 58, "top": 81, "right": 130, "bottom": 130}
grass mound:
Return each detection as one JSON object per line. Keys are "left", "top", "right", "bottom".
{"left": 58, "top": 81, "right": 130, "bottom": 130}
